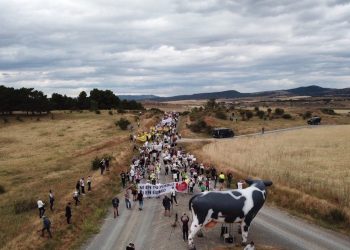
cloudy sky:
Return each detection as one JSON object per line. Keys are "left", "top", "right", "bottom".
{"left": 0, "top": 0, "right": 349, "bottom": 96}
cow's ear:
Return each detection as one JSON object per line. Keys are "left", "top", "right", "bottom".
{"left": 263, "top": 180, "right": 273, "bottom": 187}
{"left": 245, "top": 179, "right": 254, "bottom": 186}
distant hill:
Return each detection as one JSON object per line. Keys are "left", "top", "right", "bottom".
{"left": 119, "top": 95, "right": 159, "bottom": 100}
{"left": 120, "top": 85, "right": 350, "bottom": 101}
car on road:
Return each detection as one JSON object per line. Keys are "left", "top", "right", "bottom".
{"left": 212, "top": 128, "right": 234, "bottom": 138}
{"left": 307, "top": 116, "right": 321, "bottom": 125}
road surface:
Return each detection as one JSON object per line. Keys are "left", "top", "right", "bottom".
{"left": 83, "top": 125, "right": 350, "bottom": 250}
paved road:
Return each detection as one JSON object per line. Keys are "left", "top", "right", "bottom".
{"left": 83, "top": 125, "right": 350, "bottom": 250}
{"left": 179, "top": 125, "right": 329, "bottom": 143}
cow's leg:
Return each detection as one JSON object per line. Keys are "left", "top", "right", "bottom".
{"left": 188, "top": 215, "right": 202, "bottom": 250}
{"left": 240, "top": 220, "right": 250, "bottom": 245}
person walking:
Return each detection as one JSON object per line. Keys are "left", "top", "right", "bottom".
{"left": 73, "top": 190, "right": 80, "bottom": 206}
{"left": 80, "top": 177, "right": 85, "bottom": 195}
{"left": 112, "top": 196, "right": 120, "bottom": 218}
{"left": 49, "top": 190, "right": 55, "bottom": 211}
{"left": 87, "top": 176, "right": 92, "bottom": 191}
{"left": 137, "top": 191, "right": 144, "bottom": 210}
{"left": 41, "top": 216, "right": 52, "bottom": 238}
{"left": 100, "top": 159, "right": 105, "bottom": 175}
{"left": 170, "top": 187, "right": 178, "bottom": 206}
{"left": 120, "top": 171, "right": 126, "bottom": 188}
{"left": 65, "top": 202, "right": 72, "bottom": 224}
{"left": 76, "top": 180, "right": 81, "bottom": 195}
{"left": 227, "top": 172, "right": 233, "bottom": 189}
{"left": 219, "top": 172, "right": 225, "bottom": 191}
{"left": 125, "top": 190, "right": 131, "bottom": 209}
{"left": 162, "top": 195, "right": 171, "bottom": 217}
{"left": 181, "top": 213, "right": 190, "bottom": 241}
{"left": 37, "top": 199, "right": 45, "bottom": 218}
{"left": 105, "top": 158, "right": 110, "bottom": 172}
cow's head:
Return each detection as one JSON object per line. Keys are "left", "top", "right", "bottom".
{"left": 245, "top": 179, "right": 273, "bottom": 190}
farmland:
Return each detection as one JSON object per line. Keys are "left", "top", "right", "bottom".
{"left": 196, "top": 125, "right": 350, "bottom": 232}
{"left": 0, "top": 111, "right": 144, "bottom": 249}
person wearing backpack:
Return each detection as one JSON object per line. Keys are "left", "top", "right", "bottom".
{"left": 112, "top": 196, "right": 119, "bottom": 218}
{"left": 41, "top": 216, "right": 52, "bottom": 238}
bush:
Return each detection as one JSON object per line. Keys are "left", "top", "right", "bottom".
{"left": 256, "top": 110, "right": 265, "bottom": 119}
{"left": 3, "top": 117, "right": 9, "bottom": 123}
{"left": 274, "top": 108, "right": 285, "bottom": 116}
{"left": 246, "top": 110, "right": 253, "bottom": 120}
{"left": 95, "top": 110, "right": 101, "bottom": 114}
{"left": 188, "top": 119, "right": 208, "bottom": 133}
{"left": 302, "top": 111, "right": 312, "bottom": 119}
{"left": 0, "top": 185, "right": 5, "bottom": 194}
{"left": 117, "top": 109, "right": 126, "bottom": 114}
{"left": 215, "top": 110, "right": 227, "bottom": 120}
{"left": 325, "top": 208, "right": 346, "bottom": 223}
{"left": 13, "top": 198, "right": 37, "bottom": 214}
{"left": 91, "top": 156, "right": 102, "bottom": 170}
{"left": 181, "top": 111, "right": 190, "bottom": 116}
{"left": 282, "top": 113, "right": 292, "bottom": 119}
{"left": 16, "top": 116, "right": 24, "bottom": 122}
{"left": 321, "top": 108, "right": 336, "bottom": 115}
{"left": 115, "top": 118, "right": 130, "bottom": 130}
{"left": 108, "top": 110, "right": 113, "bottom": 115}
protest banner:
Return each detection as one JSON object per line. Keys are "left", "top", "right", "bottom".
{"left": 138, "top": 181, "right": 189, "bottom": 197}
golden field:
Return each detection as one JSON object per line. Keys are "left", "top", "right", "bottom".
{"left": 193, "top": 125, "right": 350, "bottom": 232}
{"left": 0, "top": 111, "right": 143, "bottom": 249}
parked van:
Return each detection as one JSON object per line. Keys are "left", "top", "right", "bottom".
{"left": 307, "top": 116, "right": 321, "bottom": 125}
{"left": 212, "top": 128, "right": 234, "bottom": 138}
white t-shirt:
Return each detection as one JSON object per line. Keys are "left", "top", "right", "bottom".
{"left": 37, "top": 200, "right": 44, "bottom": 208}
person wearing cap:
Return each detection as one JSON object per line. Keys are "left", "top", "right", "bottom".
{"left": 181, "top": 213, "right": 190, "bottom": 241}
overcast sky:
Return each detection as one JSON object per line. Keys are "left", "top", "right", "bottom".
{"left": 0, "top": 0, "right": 349, "bottom": 97}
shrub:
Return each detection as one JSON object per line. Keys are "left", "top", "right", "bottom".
{"left": 188, "top": 119, "right": 208, "bottom": 133}
{"left": 246, "top": 110, "right": 253, "bottom": 120}
{"left": 254, "top": 106, "right": 259, "bottom": 112}
{"left": 282, "top": 113, "right": 292, "bottom": 119}
{"left": 91, "top": 156, "right": 102, "bottom": 170}
{"left": 108, "top": 110, "right": 113, "bottom": 115}
{"left": 0, "top": 184, "right": 5, "bottom": 194}
{"left": 180, "top": 111, "right": 190, "bottom": 116}
{"left": 3, "top": 117, "right": 9, "bottom": 123}
{"left": 117, "top": 109, "right": 126, "bottom": 114}
{"left": 302, "top": 111, "right": 312, "bottom": 119}
{"left": 13, "top": 198, "right": 37, "bottom": 214}
{"left": 256, "top": 110, "right": 265, "bottom": 119}
{"left": 16, "top": 116, "right": 24, "bottom": 122}
{"left": 95, "top": 110, "right": 101, "bottom": 114}
{"left": 325, "top": 208, "right": 346, "bottom": 223}
{"left": 115, "top": 118, "right": 130, "bottom": 130}
{"left": 215, "top": 110, "right": 227, "bottom": 120}
{"left": 321, "top": 108, "right": 336, "bottom": 115}
{"left": 274, "top": 108, "right": 285, "bottom": 116}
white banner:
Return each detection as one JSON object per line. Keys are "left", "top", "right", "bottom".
{"left": 138, "top": 181, "right": 188, "bottom": 198}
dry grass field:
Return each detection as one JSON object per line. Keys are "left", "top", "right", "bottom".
{"left": 198, "top": 125, "right": 350, "bottom": 232}
{"left": 0, "top": 110, "right": 147, "bottom": 249}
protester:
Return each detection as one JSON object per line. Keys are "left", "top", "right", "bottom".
{"left": 100, "top": 159, "right": 105, "bottom": 175}
{"left": 120, "top": 171, "right": 127, "bottom": 188}
{"left": 125, "top": 190, "right": 131, "bottom": 209}
{"left": 131, "top": 187, "right": 138, "bottom": 201}
{"left": 65, "top": 202, "right": 72, "bottom": 224}
{"left": 126, "top": 242, "right": 135, "bottom": 250}
{"left": 41, "top": 216, "right": 52, "bottom": 238}
{"left": 112, "top": 196, "right": 120, "bottom": 218}
{"left": 105, "top": 158, "right": 110, "bottom": 171}
{"left": 170, "top": 187, "right": 178, "bottom": 206}
{"left": 137, "top": 191, "right": 144, "bottom": 210}
{"left": 80, "top": 177, "right": 85, "bottom": 195}
{"left": 237, "top": 180, "right": 244, "bottom": 189}
{"left": 37, "top": 199, "right": 45, "bottom": 218}
{"left": 219, "top": 172, "right": 225, "bottom": 191}
{"left": 227, "top": 172, "right": 233, "bottom": 188}
{"left": 49, "top": 190, "right": 55, "bottom": 211}
{"left": 181, "top": 213, "right": 190, "bottom": 241}
{"left": 73, "top": 190, "right": 80, "bottom": 206}
{"left": 162, "top": 195, "right": 171, "bottom": 217}
{"left": 244, "top": 241, "right": 255, "bottom": 250}
{"left": 76, "top": 180, "right": 81, "bottom": 195}
{"left": 87, "top": 176, "right": 92, "bottom": 191}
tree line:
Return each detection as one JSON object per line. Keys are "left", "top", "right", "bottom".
{"left": 0, "top": 85, "right": 144, "bottom": 115}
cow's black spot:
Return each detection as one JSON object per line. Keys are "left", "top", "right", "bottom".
{"left": 244, "top": 190, "right": 265, "bottom": 226}
{"left": 232, "top": 191, "right": 241, "bottom": 196}
{"left": 243, "top": 225, "right": 249, "bottom": 232}
{"left": 192, "top": 192, "right": 246, "bottom": 224}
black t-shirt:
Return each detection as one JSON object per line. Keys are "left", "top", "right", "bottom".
{"left": 181, "top": 216, "right": 189, "bottom": 228}
{"left": 112, "top": 198, "right": 119, "bottom": 207}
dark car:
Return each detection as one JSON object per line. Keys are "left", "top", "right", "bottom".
{"left": 212, "top": 128, "right": 234, "bottom": 138}
{"left": 307, "top": 116, "right": 321, "bottom": 125}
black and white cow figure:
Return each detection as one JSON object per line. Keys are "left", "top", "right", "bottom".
{"left": 188, "top": 179, "right": 272, "bottom": 249}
